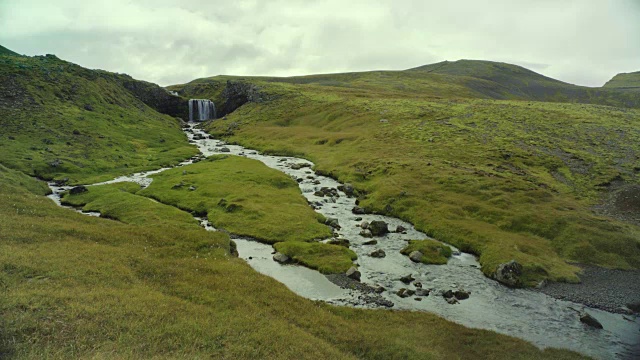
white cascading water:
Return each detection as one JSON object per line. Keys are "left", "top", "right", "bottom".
{"left": 188, "top": 99, "right": 216, "bottom": 122}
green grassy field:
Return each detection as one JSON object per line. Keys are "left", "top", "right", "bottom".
{"left": 170, "top": 68, "right": 640, "bottom": 286}
{"left": 137, "top": 155, "right": 332, "bottom": 243}
{"left": 0, "top": 53, "right": 197, "bottom": 184}
{"left": 0, "top": 155, "right": 586, "bottom": 359}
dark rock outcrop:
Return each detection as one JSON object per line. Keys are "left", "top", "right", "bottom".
{"left": 493, "top": 260, "right": 523, "bottom": 287}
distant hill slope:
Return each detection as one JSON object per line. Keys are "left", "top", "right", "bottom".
{"left": 172, "top": 59, "right": 640, "bottom": 113}
{"left": 0, "top": 53, "right": 196, "bottom": 184}
{"left": 407, "top": 59, "right": 640, "bottom": 107}
{"left": 0, "top": 44, "right": 18, "bottom": 56}
{"left": 603, "top": 71, "right": 640, "bottom": 92}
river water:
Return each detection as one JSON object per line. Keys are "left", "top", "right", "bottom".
{"left": 46, "top": 123, "right": 640, "bottom": 359}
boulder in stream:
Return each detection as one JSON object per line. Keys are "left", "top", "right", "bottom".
{"left": 369, "top": 249, "right": 386, "bottom": 258}
{"left": 273, "top": 252, "right": 291, "bottom": 264}
{"left": 400, "top": 274, "right": 415, "bottom": 284}
{"left": 352, "top": 206, "right": 366, "bottom": 214}
{"left": 346, "top": 267, "right": 361, "bottom": 281}
{"left": 362, "top": 240, "right": 378, "bottom": 246}
{"left": 368, "top": 220, "right": 389, "bottom": 236}
{"left": 220, "top": 147, "right": 231, "bottom": 153}
{"left": 580, "top": 312, "right": 603, "bottom": 329}
{"left": 493, "top": 260, "right": 523, "bottom": 287}
{"left": 359, "top": 229, "right": 372, "bottom": 238}
{"left": 395, "top": 225, "right": 407, "bottom": 233}
{"left": 325, "top": 217, "right": 341, "bottom": 229}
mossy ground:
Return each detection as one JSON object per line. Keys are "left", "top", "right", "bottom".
{"left": 137, "top": 155, "right": 332, "bottom": 243}
{"left": 401, "top": 240, "right": 453, "bottom": 265}
{"left": 0, "top": 54, "right": 197, "bottom": 184}
{"left": 173, "top": 73, "right": 640, "bottom": 286}
{"left": 274, "top": 242, "right": 357, "bottom": 273}
{"left": 0, "top": 157, "right": 585, "bottom": 359}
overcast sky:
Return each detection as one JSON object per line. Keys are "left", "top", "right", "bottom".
{"left": 1, "top": 0, "right": 638, "bottom": 87}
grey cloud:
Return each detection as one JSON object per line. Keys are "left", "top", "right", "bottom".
{"left": 0, "top": 0, "right": 638, "bottom": 87}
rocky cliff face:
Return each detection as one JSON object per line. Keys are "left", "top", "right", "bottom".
{"left": 115, "top": 77, "right": 188, "bottom": 120}
{"left": 218, "top": 80, "right": 267, "bottom": 117}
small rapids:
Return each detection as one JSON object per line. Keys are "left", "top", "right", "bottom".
{"left": 46, "top": 123, "right": 640, "bottom": 360}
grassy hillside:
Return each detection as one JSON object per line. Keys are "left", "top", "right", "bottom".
{"left": 409, "top": 60, "right": 640, "bottom": 107}
{"left": 173, "top": 70, "right": 640, "bottom": 286}
{"left": 0, "top": 52, "right": 196, "bottom": 184}
{"left": 0, "top": 45, "right": 19, "bottom": 56}
{"left": 0, "top": 160, "right": 586, "bottom": 359}
{"left": 603, "top": 71, "right": 640, "bottom": 92}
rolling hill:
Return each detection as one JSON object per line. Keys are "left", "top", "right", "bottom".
{"left": 172, "top": 60, "right": 640, "bottom": 286}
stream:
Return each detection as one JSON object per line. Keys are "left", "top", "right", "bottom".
{"left": 46, "top": 123, "right": 640, "bottom": 360}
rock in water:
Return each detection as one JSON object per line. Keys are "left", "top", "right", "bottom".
{"left": 415, "top": 288, "right": 430, "bottom": 297}
{"left": 454, "top": 289, "right": 470, "bottom": 300}
{"left": 69, "top": 186, "right": 88, "bottom": 195}
{"left": 580, "top": 313, "right": 603, "bottom": 329}
{"left": 493, "top": 260, "right": 523, "bottom": 287}
{"left": 273, "top": 253, "right": 290, "bottom": 264}
{"left": 362, "top": 240, "right": 378, "bottom": 245}
{"left": 395, "top": 225, "right": 407, "bottom": 233}
{"left": 352, "top": 206, "right": 366, "bottom": 214}
{"left": 369, "top": 249, "right": 386, "bottom": 258}
{"left": 369, "top": 220, "right": 389, "bottom": 236}
{"left": 359, "top": 229, "right": 373, "bottom": 238}
{"left": 408, "top": 251, "right": 423, "bottom": 263}
{"left": 325, "top": 217, "right": 341, "bottom": 229}
{"left": 346, "top": 267, "right": 361, "bottom": 281}
{"left": 400, "top": 274, "right": 415, "bottom": 284}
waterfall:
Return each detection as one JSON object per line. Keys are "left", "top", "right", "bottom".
{"left": 188, "top": 99, "right": 217, "bottom": 122}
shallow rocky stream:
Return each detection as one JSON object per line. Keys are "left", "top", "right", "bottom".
{"left": 46, "top": 123, "right": 639, "bottom": 360}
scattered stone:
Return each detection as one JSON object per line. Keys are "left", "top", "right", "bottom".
{"left": 188, "top": 186, "right": 197, "bottom": 191}
{"left": 414, "top": 282, "right": 422, "bottom": 288}
{"left": 273, "top": 252, "right": 290, "bottom": 264}
{"left": 627, "top": 302, "right": 640, "bottom": 313}
{"left": 337, "top": 183, "right": 356, "bottom": 197}
{"left": 408, "top": 251, "right": 423, "bottom": 263}
{"left": 171, "top": 182, "right": 184, "bottom": 189}
{"left": 354, "top": 217, "right": 363, "bottom": 221}
{"left": 494, "top": 260, "right": 523, "bottom": 287}
{"left": 346, "top": 267, "right": 361, "bottom": 281}
{"left": 360, "top": 221, "right": 369, "bottom": 229}
{"left": 362, "top": 240, "right": 378, "bottom": 246}
{"left": 290, "top": 163, "right": 311, "bottom": 170}
{"left": 442, "top": 290, "right": 455, "bottom": 299}
{"left": 400, "top": 274, "right": 415, "bottom": 284}
{"left": 325, "top": 217, "right": 341, "bottom": 229}
{"left": 446, "top": 297, "right": 459, "bottom": 305}
{"left": 395, "top": 225, "right": 407, "bottom": 233}
{"left": 414, "top": 297, "right": 422, "bottom": 301}
{"left": 69, "top": 186, "right": 88, "bottom": 195}
{"left": 454, "top": 289, "right": 470, "bottom": 300}
{"left": 352, "top": 206, "right": 366, "bottom": 214}
{"left": 374, "top": 286, "right": 385, "bottom": 294}
{"left": 580, "top": 313, "right": 603, "bottom": 329}
{"left": 220, "top": 147, "right": 231, "bottom": 153}
{"left": 415, "top": 288, "right": 431, "bottom": 297}
{"left": 359, "top": 229, "right": 372, "bottom": 238}
{"left": 369, "top": 249, "right": 386, "bottom": 258}
{"left": 380, "top": 119, "right": 389, "bottom": 123}
{"left": 396, "top": 288, "right": 415, "bottom": 298}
